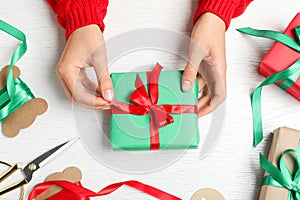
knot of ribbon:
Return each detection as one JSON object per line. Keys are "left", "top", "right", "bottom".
{"left": 111, "top": 63, "right": 198, "bottom": 150}
{"left": 292, "top": 182, "right": 300, "bottom": 193}
{"left": 237, "top": 26, "right": 300, "bottom": 147}
{"left": 128, "top": 65, "right": 175, "bottom": 128}
{"left": 28, "top": 180, "right": 182, "bottom": 200}
{"left": 260, "top": 143, "right": 300, "bottom": 200}
{"left": 0, "top": 20, "right": 34, "bottom": 122}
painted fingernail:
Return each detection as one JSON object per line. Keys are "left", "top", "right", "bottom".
{"left": 182, "top": 80, "right": 191, "bottom": 92}
{"left": 104, "top": 89, "right": 114, "bottom": 101}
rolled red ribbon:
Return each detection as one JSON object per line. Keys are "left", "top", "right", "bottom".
{"left": 111, "top": 63, "right": 198, "bottom": 150}
{"left": 28, "top": 180, "right": 182, "bottom": 200}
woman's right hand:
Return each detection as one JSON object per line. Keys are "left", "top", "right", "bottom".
{"left": 56, "top": 24, "right": 113, "bottom": 110}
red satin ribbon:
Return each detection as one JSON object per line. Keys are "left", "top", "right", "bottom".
{"left": 28, "top": 180, "right": 182, "bottom": 200}
{"left": 111, "top": 63, "right": 198, "bottom": 150}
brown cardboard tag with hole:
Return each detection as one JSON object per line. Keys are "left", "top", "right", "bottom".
{"left": 191, "top": 188, "right": 225, "bottom": 200}
{"left": 34, "top": 167, "right": 82, "bottom": 200}
{"left": 0, "top": 65, "right": 48, "bottom": 137}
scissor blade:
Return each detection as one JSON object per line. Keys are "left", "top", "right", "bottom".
{"left": 22, "top": 138, "right": 79, "bottom": 182}
{"left": 199, "top": 102, "right": 226, "bottom": 160}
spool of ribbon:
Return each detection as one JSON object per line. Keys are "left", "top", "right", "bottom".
{"left": 28, "top": 180, "right": 182, "bottom": 200}
{"left": 0, "top": 20, "right": 35, "bottom": 121}
{"left": 111, "top": 63, "right": 198, "bottom": 150}
{"left": 260, "top": 141, "right": 300, "bottom": 200}
{"left": 237, "top": 27, "right": 300, "bottom": 147}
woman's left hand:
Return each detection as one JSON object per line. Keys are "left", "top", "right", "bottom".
{"left": 182, "top": 12, "right": 227, "bottom": 117}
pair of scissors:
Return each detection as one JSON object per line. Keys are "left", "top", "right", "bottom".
{"left": 0, "top": 138, "right": 78, "bottom": 199}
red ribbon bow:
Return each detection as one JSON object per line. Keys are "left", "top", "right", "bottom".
{"left": 111, "top": 63, "right": 198, "bottom": 150}
{"left": 28, "top": 180, "right": 182, "bottom": 200}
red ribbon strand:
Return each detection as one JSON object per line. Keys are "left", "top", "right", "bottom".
{"left": 28, "top": 180, "right": 182, "bottom": 200}
{"left": 111, "top": 63, "right": 198, "bottom": 150}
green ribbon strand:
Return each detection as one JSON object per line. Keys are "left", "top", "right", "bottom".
{"left": 237, "top": 27, "right": 300, "bottom": 147}
{"left": 238, "top": 27, "right": 300, "bottom": 52}
{"left": 0, "top": 20, "right": 34, "bottom": 121}
{"left": 0, "top": 78, "right": 35, "bottom": 121}
{"left": 251, "top": 60, "right": 300, "bottom": 146}
{"left": 260, "top": 143, "right": 300, "bottom": 200}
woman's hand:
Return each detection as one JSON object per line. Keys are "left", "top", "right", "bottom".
{"left": 182, "top": 13, "right": 227, "bottom": 117}
{"left": 56, "top": 24, "right": 113, "bottom": 110}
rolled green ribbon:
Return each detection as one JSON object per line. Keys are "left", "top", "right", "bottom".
{"left": 260, "top": 142, "right": 300, "bottom": 200}
{"left": 0, "top": 20, "right": 34, "bottom": 121}
{"left": 237, "top": 27, "right": 300, "bottom": 147}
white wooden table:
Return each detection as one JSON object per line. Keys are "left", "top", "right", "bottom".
{"left": 1, "top": 0, "right": 300, "bottom": 199}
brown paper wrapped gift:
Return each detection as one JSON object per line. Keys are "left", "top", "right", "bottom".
{"left": 259, "top": 127, "right": 300, "bottom": 200}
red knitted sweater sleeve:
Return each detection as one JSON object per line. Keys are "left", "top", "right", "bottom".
{"left": 193, "top": 0, "right": 253, "bottom": 29}
{"left": 47, "top": 0, "right": 108, "bottom": 40}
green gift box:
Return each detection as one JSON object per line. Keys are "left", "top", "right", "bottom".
{"left": 110, "top": 63, "right": 200, "bottom": 150}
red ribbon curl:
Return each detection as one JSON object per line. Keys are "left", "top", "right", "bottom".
{"left": 28, "top": 180, "right": 182, "bottom": 200}
{"left": 111, "top": 63, "right": 198, "bottom": 150}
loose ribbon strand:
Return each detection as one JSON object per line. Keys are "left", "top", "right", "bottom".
{"left": 0, "top": 20, "right": 34, "bottom": 121}
{"left": 251, "top": 60, "right": 300, "bottom": 146}
{"left": 238, "top": 27, "right": 300, "bottom": 52}
{"left": 0, "top": 20, "right": 27, "bottom": 98}
{"left": 28, "top": 180, "right": 182, "bottom": 200}
{"left": 237, "top": 27, "right": 300, "bottom": 147}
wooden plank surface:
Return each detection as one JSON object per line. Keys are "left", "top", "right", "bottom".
{"left": 0, "top": 0, "right": 300, "bottom": 199}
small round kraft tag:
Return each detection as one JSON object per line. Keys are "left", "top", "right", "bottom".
{"left": 191, "top": 188, "right": 225, "bottom": 200}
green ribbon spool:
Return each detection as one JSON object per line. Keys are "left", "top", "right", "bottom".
{"left": 260, "top": 143, "right": 300, "bottom": 200}
{"left": 0, "top": 20, "right": 35, "bottom": 122}
{"left": 237, "top": 27, "right": 300, "bottom": 147}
